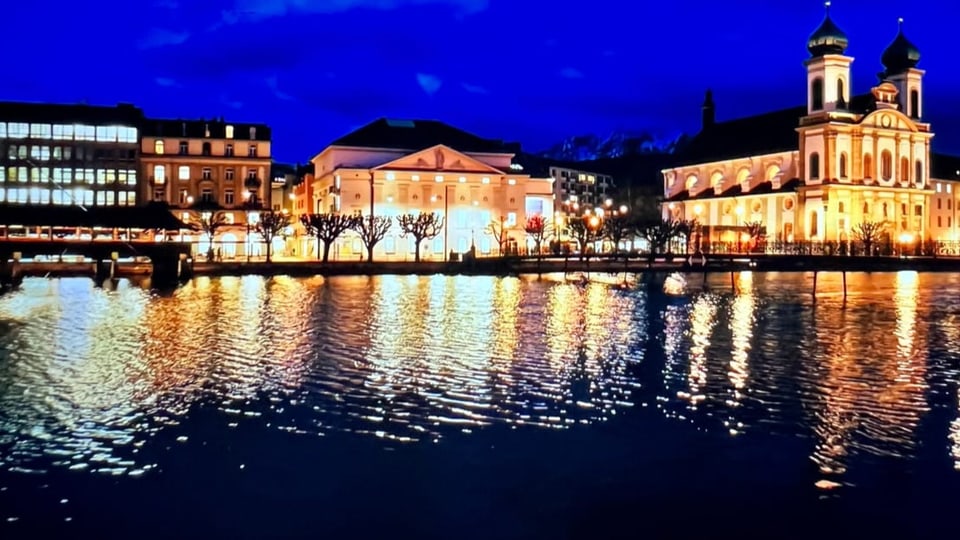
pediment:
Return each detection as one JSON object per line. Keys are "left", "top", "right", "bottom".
{"left": 372, "top": 144, "right": 504, "bottom": 175}
{"left": 860, "top": 109, "right": 919, "bottom": 133}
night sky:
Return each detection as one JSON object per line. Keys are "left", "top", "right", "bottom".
{"left": 6, "top": 0, "right": 959, "bottom": 162}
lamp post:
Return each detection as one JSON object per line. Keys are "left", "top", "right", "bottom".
{"left": 735, "top": 204, "right": 744, "bottom": 252}
{"left": 693, "top": 203, "right": 704, "bottom": 254}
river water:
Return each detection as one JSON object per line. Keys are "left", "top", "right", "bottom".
{"left": 0, "top": 272, "right": 959, "bottom": 538}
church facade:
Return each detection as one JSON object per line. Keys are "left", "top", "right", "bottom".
{"left": 662, "top": 7, "right": 960, "bottom": 251}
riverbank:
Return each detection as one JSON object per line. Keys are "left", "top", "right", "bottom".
{"left": 8, "top": 254, "right": 960, "bottom": 280}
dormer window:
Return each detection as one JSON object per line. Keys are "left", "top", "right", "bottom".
{"left": 225, "top": 125, "right": 234, "bottom": 139}
{"left": 249, "top": 127, "right": 256, "bottom": 139}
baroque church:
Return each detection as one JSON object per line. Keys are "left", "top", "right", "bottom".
{"left": 662, "top": 4, "right": 960, "bottom": 250}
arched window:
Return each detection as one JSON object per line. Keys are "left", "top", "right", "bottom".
{"left": 882, "top": 202, "right": 889, "bottom": 218}
{"left": 736, "top": 168, "right": 751, "bottom": 184}
{"left": 154, "top": 140, "right": 164, "bottom": 154}
{"left": 811, "top": 78, "right": 824, "bottom": 111}
{"left": 838, "top": 202, "right": 845, "bottom": 213}
{"left": 809, "top": 152, "right": 820, "bottom": 180}
{"left": 881, "top": 150, "right": 893, "bottom": 181}
{"left": 864, "top": 153, "right": 874, "bottom": 179}
{"left": 915, "top": 160, "right": 924, "bottom": 185}
{"left": 685, "top": 175, "right": 698, "bottom": 191}
{"left": 810, "top": 210, "right": 819, "bottom": 237}
{"left": 839, "top": 152, "right": 848, "bottom": 178}
{"left": 863, "top": 202, "right": 869, "bottom": 215}
{"left": 710, "top": 171, "right": 723, "bottom": 188}
{"left": 837, "top": 79, "right": 846, "bottom": 108}
{"left": 900, "top": 157, "right": 909, "bottom": 183}
{"left": 910, "top": 89, "right": 920, "bottom": 119}
{"left": 202, "top": 142, "right": 212, "bottom": 156}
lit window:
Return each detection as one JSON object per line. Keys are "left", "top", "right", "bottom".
{"left": 30, "top": 124, "right": 51, "bottom": 139}
{"left": 459, "top": 176, "right": 466, "bottom": 183}
{"left": 178, "top": 166, "right": 190, "bottom": 180}
{"left": 153, "top": 165, "right": 166, "bottom": 183}
{"left": 937, "top": 183, "right": 942, "bottom": 193}
{"left": 155, "top": 140, "right": 165, "bottom": 154}
{"left": 127, "top": 170, "right": 137, "bottom": 185}
{"left": 481, "top": 177, "right": 490, "bottom": 184}
{"left": 96, "top": 126, "right": 117, "bottom": 142}
{"left": 435, "top": 175, "right": 444, "bottom": 182}
{"left": 411, "top": 175, "right": 420, "bottom": 182}
{"left": 948, "top": 184, "right": 953, "bottom": 194}
{"left": 96, "top": 169, "right": 107, "bottom": 184}
{"left": 506, "top": 212, "right": 517, "bottom": 226}
{"left": 0, "top": 122, "right": 5, "bottom": 138}
{"left": 8, "top": 123, "right": 28, "bottom": 138}
{"left": 386, "top": 172, "right": 395, "bottom": 181}
{"left": 76, "top": 125, "right": 95, "bottom": 141}
{"left": 226, "top": 125, "right": 234, "bottom": 139}
{"left": 507, "top": 179, "right": 516, "bottom": 185}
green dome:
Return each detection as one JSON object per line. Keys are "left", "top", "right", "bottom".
{"left": 807, "top": 4, "right": 849, "bottom": 56}
{"left": 882, "top": 20, "right": 921, "bottom": 75}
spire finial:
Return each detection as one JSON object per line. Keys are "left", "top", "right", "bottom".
{"left": 825, "top": 1, "right": 831, "bottom": 13}
{"left": 898, "top": 17, "right": 904, "bottom": 29}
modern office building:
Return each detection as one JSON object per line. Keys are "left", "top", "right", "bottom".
{"left": 661, "top": 7, "right": 960, "bottom": 250}
{"left": 0, "top": 101, "right": 143, "bottom": 208}
{"left": 300, "top": 118, "right": 554, "bottom": 260}
{"left": 140, "top": 118, "right": 272, "bottom": 259}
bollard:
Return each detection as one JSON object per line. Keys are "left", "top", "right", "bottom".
{"left": 812, "top": 270, "right": 818, "bottom": 301}
{"left": 842, "top": 271, "right": 847, "bottom": 301}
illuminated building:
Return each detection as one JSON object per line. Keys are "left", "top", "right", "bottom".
{"left": 0, "top": 101, "right": 142, "bottom": 207}
{"left": 140, "top": 118, "right": 272, "bottom": 259}
{"left": 303, "top": 119, "right": 554, "bottom": 260}
{"left": 661, "top": 7, "right": 960, "bottom": 248}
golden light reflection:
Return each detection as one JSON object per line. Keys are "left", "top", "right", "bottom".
{"left": 726, "top": 272, "right": 755, "bottom": 435}
{"left": 682, "top": 295, "right": 718, "bottom": 409}
{"left": 952, "top": 387, "right": 960, "bottom": 471}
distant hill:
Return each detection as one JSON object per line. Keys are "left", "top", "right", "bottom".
{"left": 538, "top": 130, "right": 688, "bottom": 162}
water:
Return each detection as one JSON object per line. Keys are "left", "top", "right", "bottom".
{"left": 1, "top": 272, "right": 959, "bottom": 538}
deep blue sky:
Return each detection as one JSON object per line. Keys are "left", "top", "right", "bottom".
{"left": 5, "top": 0, "right": 959, "bottom": 162}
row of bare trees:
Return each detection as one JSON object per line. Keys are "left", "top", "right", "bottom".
{"left": 193, "top": 209, "right": 291, "bottom": 263}
{"left": 299, "top": 212, "right": 445, "bottom": 263}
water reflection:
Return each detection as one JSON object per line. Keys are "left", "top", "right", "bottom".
{"left": 1, "top": 271, "right": 960, "bottom": 492}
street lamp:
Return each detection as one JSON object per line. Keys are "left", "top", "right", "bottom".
{"left": 694, "top": 203, "right": 704, "bottom": 253}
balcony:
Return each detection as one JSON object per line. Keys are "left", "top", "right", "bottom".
{"left": 244, "top": 176, "right": 262, "bottom": 189}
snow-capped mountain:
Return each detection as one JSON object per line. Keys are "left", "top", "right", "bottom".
{"left": 539, "top": 131, "right": 686, "bottom": 162}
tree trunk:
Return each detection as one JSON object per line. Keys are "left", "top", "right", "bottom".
{"left": 367, "top": 244, "right": 374, "bottom": 263}
{"left": 265, "top": 237, "right": 272, "bottom": 263}
{"left": 414, "top": 237, "right": 421, "bottom": 262}
{"left": 317, "top": 237, "right": 322, "bottom": 260}
{"left": 322, "top": 239, "right": 332, "bottom": 263}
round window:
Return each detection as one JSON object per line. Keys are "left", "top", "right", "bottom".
{"left": 783, "top": 198, "right": 794, "bottom": 211}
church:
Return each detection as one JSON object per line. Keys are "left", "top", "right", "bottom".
{"left": 661, "top": 5, "right": 960, "bottom": 251}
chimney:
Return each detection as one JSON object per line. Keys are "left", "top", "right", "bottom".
{"left": 701, "top": 89, "right": 715, "bottom": 130}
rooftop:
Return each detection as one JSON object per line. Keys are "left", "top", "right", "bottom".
{"left": 143, "top": 118, "right": 271, "bottom": 141}
{"left": 0, "top": 101, "right": 144, "bottom": 126}
{"left": 329, "top": 118, "right": 510, "bottom": 154}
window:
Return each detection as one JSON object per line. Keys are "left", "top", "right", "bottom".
{"left": 506, "top": 212, "right": 517, "bottom": 227}
{"left": 118, "top": 127, "right": 137, "bottom": 143}
{"left": 482, "top": 177, "right": 490, "bottom": 184}
{"left": 225, "top": 190, "right": 235, "bottom": 205}
{"left": 882, "top": 202, "right": 889, "bottom": 218}
{"left": 248, "top": 145, "right": 258, "bottom": 157}
{"left": 225, "top": 125, "right": 234, "bottom": 139}
{"left": 247, "top": 169, "right": 257, "bottom": 180}
{"left": 153, "top": 165, "right": 166, "bottom": 183}
{"left": 96, "top": 169, "right": 107, "bottom": 184}
{"left": 809, "top": 152, "right": 820, "bottom": 180}
{"left": 155, "top": 140, "right": 165, "bottom": 154}
{"left": 225, "top": 168, "right": 235, "bottom": 180}
{"left": 837, "top": 79, "right": 846, "bottom": 108}
{"left": 839, "top": 153, "right": 848, "bottom": 178}
{"left": 937, "top": 183, "right": 942, "bottom": 193}
{"left": 838, "top": 202, "right": 845, "bottom": 213}
{"left": 863, "top": 202, "right": 869, "bottom": 214}
{"left": 179, "top": 190, "right": 189, "bottom": 205}
{"left": 910, "top": 89, "right": 919, "bottom": 119}
{"left": 939, "top": 216, "right": 943, "bottom": 228}
{"left": 126, "top": 170, "right": 137, "bottom": 185}
{"left": 202, "top": 142, "right": 211, "bottom": 156}
{"left": 76, "top": 125, "right": 95, "bottom": 141}
{"left": 250, "top": 127, "right": 257, "bottom": 139}
{"left": 8, "top": 123, "right": 28, "bottom": 138}
{"left": 900, "top": 157, "right": 909, "bottom": 183}
{"left": 202, "top": 168, "right": 212, "bottom": 180}
{"left": 864, "top": 153, "right": 874, "bottom": 179}
{"left": 179, "top": 141, "right": 188, "bottom": 154}
{"left": 809, "top": 210, "right": 819, "bottom": 237}
{"left": 938, "top": 199, "right": 942, "bottom": 210}
{"left": 811, "top": 78, "right": 824, "bottom": 111}
{"left": 154, "top": 189, "right": 165, "bottom": 202}
{"left": 916, "top": 160, "right": 923, "bottom": 185}
{"left": 200, "top": 188, "right": 214, "bottom": 203}
{"left": 30, "top": 146, "right": 51, "bottom": 161}
{"left": 225, "top": 144, "right": 234, "bottom": 157}
{"left": 0, "top": 122, "right": 6, "bottom": 138}
{"left": 881, "top": 150, "right": 893, "bottom": 181}
{"left": 96, "top": 126, "right": 116, "bottom": 142}
{"left": 30, "top": 124, "right": 52, "bottom": 139}
{"left": 178, "top": 166, "right": 190, "bottom": 181}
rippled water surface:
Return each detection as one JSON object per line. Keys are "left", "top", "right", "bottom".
{"left": 2, "top": 272, "right": 960, "bottom": 538}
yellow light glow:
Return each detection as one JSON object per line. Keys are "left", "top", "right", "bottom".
{"left": 694, "top": 204, "right": 703, "bottom": 215}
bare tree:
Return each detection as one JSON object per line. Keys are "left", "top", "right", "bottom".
{"left": 255, "top": 211, "right": 291, "bottom": 263}
{"left": 603, "top": 213, "right": 635, "bottom": 257}
{"left": 351, "top": 214, "right": 393, "bottom": 263}
{"left": 300, "top": 213, "right": 361, "bottom": 262}
{"left": 638, "top": 218, "right": 679, "bottom": 255}
{"left": 523, "top": 214, "right": 552, "bottom": 258}
{"left": 193, "top": 210, "right": 229, "bottom": 261}
{"left": 397, "top": 212, "right": 444, "bottom": 262}
{"left": 743, "top": 220, "right": 766, "bottom": 252}
{"left": 853, "top": 220, "right": 886, "bottom": 256}
{"left": 567, "top": 216, "right": 602, "bottom": 260}
{"left": 485, "top": 215, "right": 510, "bottom": 256}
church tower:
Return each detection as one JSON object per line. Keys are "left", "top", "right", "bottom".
{"left": 804, "top": 2, "right": 852, "bottom": 115}
{"left": 880, "top": 18, "right": 923, "bottom": 120}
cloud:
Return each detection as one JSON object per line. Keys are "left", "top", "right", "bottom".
{"left": 266, "top": 76, "right": 295, "bottom": 101}
{"left": 559, "top": 67, "right": 584, "bottom": 79}
{"left": 154, "top": 77, "right": 181, "bottom": 88}
{"left": 138, "top": 28, "right": 190, "bottom": 49}
{"left": 416, "top": 73, "right": 443, "bottom": 95}
{"left": 225, "top": 0, "right": 488, "bottom": 24}
{"left": 461, "top": 82, "right": 488, "bottom": 94}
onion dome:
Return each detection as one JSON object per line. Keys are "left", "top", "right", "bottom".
{"left": 807, "top": 2, "right": 849, "bottom": 57}
{"left": 881, "top": 19, "right": 921, "bottom": 75}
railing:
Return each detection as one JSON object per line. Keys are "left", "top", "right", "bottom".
{"left": 694, "top": 240, "right": 960, "bottom": 257}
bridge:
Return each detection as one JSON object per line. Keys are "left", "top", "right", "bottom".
{"left": 0, "top": 204, "right": 192, "bottom": 288}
